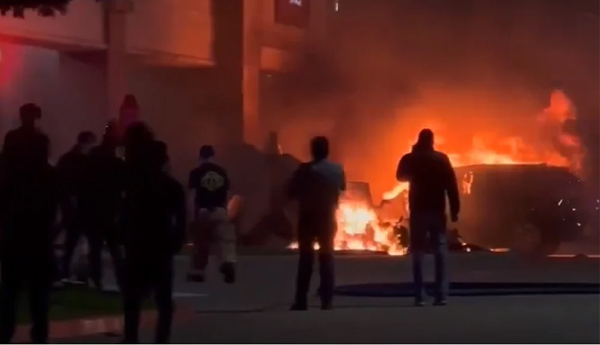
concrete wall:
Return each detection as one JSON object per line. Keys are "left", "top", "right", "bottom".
{"left": 0, "top": 0, "right": 105, "bottom": 50}
{"left": 127, "top": 0, "right": 213, "bottom": 66}
{"left": 0, "top": 0, "right": 329, "bottom": 170}
{"left": 57, "top": 52, "right": 106, "bottom": 155}
{"left": 0, "top": 42, "right": 107, "bottom": 161}
{"left": 126, "top": 66, "right": 232, "bottom": 182}
{"left": 0, "top": 43, "right": 58, "bottom": 149}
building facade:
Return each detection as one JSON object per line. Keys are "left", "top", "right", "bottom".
{"left": 0, "top": 0, "right": 331, "bottom": 179}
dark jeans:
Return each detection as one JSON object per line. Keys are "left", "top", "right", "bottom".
{"left": 60, "top": 206, "right": 87, "bottom": 280}
{"left": 409, "top": 212, "right": 448, "bottom": 301}
{"left": 123, "top": 255, "right": 174, "bottom": 343}
{"left": 0, "top": 250, "right": 53, "bottom": 344}
{"left": 87, "top": 215, "right": 124, "bottom": 289}
{"left": 295, "top": 212, "right": 336, "bottom": 305}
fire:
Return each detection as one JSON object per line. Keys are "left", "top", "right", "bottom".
{"left": 289, "top": 90, "right": 585, "bottom": 256}
{"left": 288, "top": 201, "right": 407, "bottom": 255}
{"left": 333, "top": 202, "right": 406, "bottom": 255}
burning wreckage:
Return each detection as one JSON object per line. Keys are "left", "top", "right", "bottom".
{"left": 279, "top": 164, "right": 588, "bottom": 257}
{"left": 236, "top": 90, "right": 591, "bottom": 257}
{"left": 235, "top": 146, "right": 590, "bottom": 257}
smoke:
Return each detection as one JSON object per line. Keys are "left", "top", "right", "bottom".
{"left": 266, "top": 1, "right": 597, "bottom": 199}
{"left": 538, "top": 89, "right": 586, "bottom": 176}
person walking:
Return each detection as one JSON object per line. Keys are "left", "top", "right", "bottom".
{"left": 56, "top": 131, "right": 97, "bottom": 283}
{"left": 187, "top": 145, "right": 236, "bottom": 284}
{"left": 120, "top": 131, "right": 186, "bottom": 344}
{"left": 396, "top": 128, "right": 460, "bottom": 306}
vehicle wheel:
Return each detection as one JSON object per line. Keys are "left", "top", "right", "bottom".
{"left": 511, "top": 222, "right": 560, "bottom": 257}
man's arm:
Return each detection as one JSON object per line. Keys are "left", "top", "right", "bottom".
{"left": 442, "top": 155, "right": 460, "bottom": 219}
{"left": 396, "top": 154, "right": 411, "bottom": 182}
{"left": 172, "top": 182, "right": 188, "bottom": 254}
{"left": 287, "top": 165, "right": 304, "bottom": 200}
{"left": 2, "top": 132, "right": 17, "bottom": 166}
{"left": 339, "top": 166, "right": 347, "bottom": 192}
{"left": 222, "top": 167, "right": 231, "bottom": 194}
{"left": 187, "top": 170, "right": 197, "bottom": 221}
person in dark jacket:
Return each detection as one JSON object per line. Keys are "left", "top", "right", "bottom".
{"left": 1, "top": 104, "right": 49, "bottom": 178}
{"left": 288, "top": 136, "right": 345, "bottom": 311}
{"left": 84, "top": 121, "right": 125, "bottom": 290}
{"left": 396, "top": 128, "right": 460, "bottom": 306}
{"left": 187, "top": 145, "right": 235, "bottom": 284}
{"left": 0, "top": 103, "right": 59, "bottom": 343}
{"left": 56, "top": 131, "right": 97, "bottom": 283}
{"left": 121, "top": 137, "right": 186, "bottom": 344}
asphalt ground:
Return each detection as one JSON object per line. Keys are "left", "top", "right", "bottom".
{"left": 60, "top": 252, "right": 599, "bottom": 343}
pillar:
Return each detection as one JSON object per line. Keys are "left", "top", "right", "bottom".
{"left": 106, "top": 0, "right": 132, "bottom": 120}
{"left": 211, "top": 0, "right": 244, "bottom": 144}
{"left": 307, "top": 0, "right": 330, "bottom": 47}
{"left": 242, "top": 0, "right": 263, "bottom": 147}
{"left": 58, "top": 52, "right": 106, "bottom": 154}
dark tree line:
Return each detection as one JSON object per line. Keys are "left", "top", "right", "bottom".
{"left": 0, "top": 0, "right": 96, "bottom": 18}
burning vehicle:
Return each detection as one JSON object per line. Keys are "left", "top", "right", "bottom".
{"left": 243, "top": 89, "right": 589, "bottom": 257}
{"left": 322, "top": 164, "right": 588, "bottom": 257}
{"left": 454, "top": 163, "right": 589, "bottom": 256}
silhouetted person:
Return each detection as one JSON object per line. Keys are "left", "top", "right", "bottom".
{"left": 0, "top": 103, "right": 59, "bottom": 343}
{"left": 84, "top": 120, "right": 125, "bottom": 290}
{"left": 56, "top": 131, "right": 97, "bottom": 283}
{"left": 396, "top": 128, "right": 460, "bottom": 306}
{"left": 288, "top": 136, "right": 345, "bottom": 311}
{"left": 118, "top": 94, "right": 141, "bottom": 141}
{"left": 187, "top": 145, "right": 236, "bottom": 284}
{"left": 121, "top": 137, "right": 186, "bottom": 344}
{"left": 1, "top": 104, "right": 49, "bottom": 178}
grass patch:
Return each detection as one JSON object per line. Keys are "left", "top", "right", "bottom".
{"left": 3, "top": 286, "right": 154, "bottom": 324}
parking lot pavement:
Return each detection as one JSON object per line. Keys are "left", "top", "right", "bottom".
{"left": 63, "top": 253, "right": 599, "bottom": 343}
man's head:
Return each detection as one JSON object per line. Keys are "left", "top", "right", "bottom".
{"left": 310, "top": 136, "right": 329, "bottom": 161}
{"left": 199, "top": 145, "right": 215, "bottom": 162}
{"left": 77, "top": 131, "right": 97, "bottom": 154}
{"left": 415, "top": 128, "right": 434, "bottom": 149}
{"left": 19, "top": 103, "right": 42, "bottom": 129}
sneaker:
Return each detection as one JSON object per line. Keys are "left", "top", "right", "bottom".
{"left": 414, "top": 299, "right": 426, "bottom": 307}
{"left": 72, "top": 277, "right": 89, "bottom": 286}
{"left": 433, "top": 299, "right": 447, "bottom": 306}
{"left": 219, "top": 262, "right": 236, "bottom": 284}
{"left": 290, "top": 301, "right": 308, "bottom": 311}
{"left": 91, "top": 280, "right": 104, "bottom": 292}
{"left": 320, "top": 301, "right": 333, "bottom": 310}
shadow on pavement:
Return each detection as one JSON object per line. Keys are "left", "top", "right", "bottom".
{"left": 334, "top": 281, "right": 600, "bottom": 297}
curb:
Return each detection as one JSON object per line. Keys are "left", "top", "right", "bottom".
{"left": 14, "top": 308, "right": 196, "bottom": 342}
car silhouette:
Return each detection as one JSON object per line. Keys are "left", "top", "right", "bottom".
{"left": 453, "top": 164, "right": 589, "bottom": 256}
